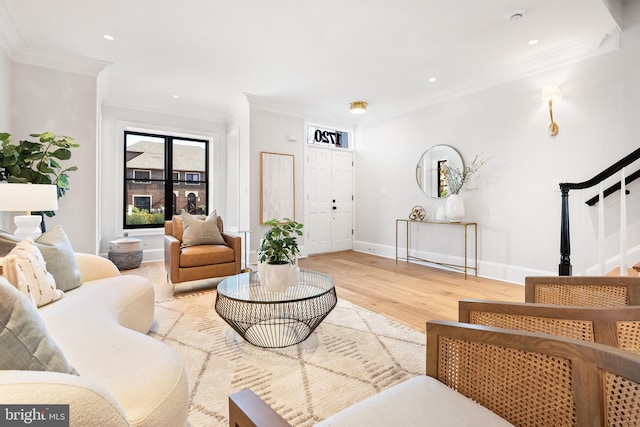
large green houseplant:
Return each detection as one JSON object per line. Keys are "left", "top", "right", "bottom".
{"left": 0, "top": 132, "right": 79, "bottom": 216}
{"left": 257, "top": 218, "right": 303, "bottom": 292}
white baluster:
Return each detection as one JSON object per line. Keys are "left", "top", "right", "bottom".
{"left": 620, "top": 167, "right": 627, "bottom": 276}
{"left": 598, "top": 182, "right": 605, "bottom": 275}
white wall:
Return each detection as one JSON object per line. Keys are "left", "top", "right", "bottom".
{"left": 9, "top": 63, "right": 98, "bottom": 253}
{"left": 354, "top": 0, "right": 640, "bottom": 283}
{"left": 0, "top": 48, "right": 10, "bottom": 131}
{"left": 247, "top": 107, "right": 306, "bottom": 261}
{"left": 99, "top": 105, "right": 227, "bottom": 261}
{"left": 0, "top": 48, "right": 12, "bottom": 231}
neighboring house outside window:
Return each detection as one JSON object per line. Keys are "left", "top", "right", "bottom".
{"left": 185, "top": 172, "right": 200, "bottom": 185}
{"left": 124, "top": 131, "right": 209, "bottom": 229}
{"left": 133, "top": 170, "right": 151, "bottom": 183}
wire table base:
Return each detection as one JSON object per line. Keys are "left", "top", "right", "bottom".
{"left": 215, "top": 270, "right": 337, "bottom": 348}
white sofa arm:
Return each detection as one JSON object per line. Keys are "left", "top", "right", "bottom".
{"left": 0, "top": 370, "right": 130, "bottom": 426}
{"left": 74, "top": 253, "right": 121, "bottom": 282}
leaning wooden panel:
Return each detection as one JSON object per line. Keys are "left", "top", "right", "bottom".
{"left": 525, "top": 276, "right": 640, "bottom": 306}
{"left": 426, "top": 320, "right": 640, "bottom": 427}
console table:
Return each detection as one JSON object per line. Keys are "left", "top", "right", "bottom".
{"left": 395, "top": 219, "right": 478, "bottom": 279}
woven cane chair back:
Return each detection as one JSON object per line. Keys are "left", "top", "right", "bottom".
{"left": 427, "top": 320, "right": 640, "bottom": 427}
{"left": 460, "top": 300, "right": 640, "bottom": 353}
{"left": 525, "top": 276, "right": 640, "bottom": 306}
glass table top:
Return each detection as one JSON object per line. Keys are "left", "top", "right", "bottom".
{"left": 217, "top": 270, "right": 334, "bottom": 303}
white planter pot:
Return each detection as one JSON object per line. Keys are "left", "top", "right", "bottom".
{"left": 289, "top": 262, "right": 300, "bottom": 287}
{"left": 265, "top": 263, "right": 292, "bottom": 292}
{"left": 257, "top": 260, "right": 266, "bottom": 282}
{"left": 445, "top": 194, "right": 465, "bottom": 222}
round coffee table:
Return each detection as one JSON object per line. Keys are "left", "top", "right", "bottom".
{"left": 215, "top": 270, "right": 336, "bottom": 348}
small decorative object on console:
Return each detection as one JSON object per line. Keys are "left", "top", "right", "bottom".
{"left": 409, "top": 206, "right": 426, "bottom": 221}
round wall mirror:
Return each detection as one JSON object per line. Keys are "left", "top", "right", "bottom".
{"left": 416, "top": 145, "right": 464, "bottom": 198}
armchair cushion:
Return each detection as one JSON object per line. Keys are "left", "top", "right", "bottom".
{"left": 0, "top": 277, "right": 77, "bottom": 374}
{"left": 316, "top": 376, "right": 513, "bottom": 427}
{"left": 181, "top": 211, "right": 226, "bottom": 246}
{"left": 179, "top": 244, "right": 236, "bottom": 268}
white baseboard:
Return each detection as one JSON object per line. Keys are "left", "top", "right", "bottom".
{"left": 353, "top": 240, "right": 554, "bottom": 285}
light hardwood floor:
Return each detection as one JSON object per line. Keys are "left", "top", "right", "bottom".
{"left": 125, "top": 250, "right": 525, "bottom": 332}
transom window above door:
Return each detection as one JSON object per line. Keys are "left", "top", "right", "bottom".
{"left": 307, "top": 125, "right": 350, "bottom": 149}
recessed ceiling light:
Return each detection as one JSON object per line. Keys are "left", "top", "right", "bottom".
{"left": 172, "top": 94, "right": 180, "bottom": 99}
{"left": 103, "top": 34, "right": 115, "bottom": 41}
{"left": 428, "top": 77, "right": 437, "bottom": 83}
{"left": 528, "top": 39, "right": 539, "bottom": 45}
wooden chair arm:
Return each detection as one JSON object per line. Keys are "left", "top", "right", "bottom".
{"left": 229, "top": 389, "right": 291, "bottom": 427}
{"left": 524, "top": 275, "right": 640, "bottom": 305}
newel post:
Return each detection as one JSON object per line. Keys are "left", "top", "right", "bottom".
{"left": 559, "top": 183, "right": 572, "bottom": 276}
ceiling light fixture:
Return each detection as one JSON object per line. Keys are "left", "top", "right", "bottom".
{"left": 103, "top": 34, "right": 115, "bottom": 41}
{"left": 541, "top": 85, "right": 561, "bottom": 136}
{"left": 349, "top": 101, "right": 368, "bottom": 114}
{"left": 428, "top": 77, "right": 437, "bottom": 83}
{"left": 528, "top": 39, "right": 539, "bottom": 45}
{"left": 172, "top": 94, "right": 180, "bottom": 98}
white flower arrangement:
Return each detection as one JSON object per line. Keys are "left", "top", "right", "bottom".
{"left": 444, "top": 154, "right": 491, "bottom": 195}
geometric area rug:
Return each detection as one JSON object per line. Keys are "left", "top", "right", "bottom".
{"left": 149, "top": 290, "right": 426, "bottom": 427}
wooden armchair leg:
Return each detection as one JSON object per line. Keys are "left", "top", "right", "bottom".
{"left": 229, "top": 389, "right": 292, "bottom": 427}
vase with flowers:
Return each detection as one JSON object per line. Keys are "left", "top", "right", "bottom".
{"left": 443, "top": 154, "right": 491, "bottom": 222}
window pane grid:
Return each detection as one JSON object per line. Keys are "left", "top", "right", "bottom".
{"left": 124, "top": 131, "right": 209, "bottom": 229}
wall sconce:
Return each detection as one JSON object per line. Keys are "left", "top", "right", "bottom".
{"left": 541, "top": 85, "right": 561, "bottom": 136}
{"left": 349, "top": 101, "right": 368, "bottom": 114}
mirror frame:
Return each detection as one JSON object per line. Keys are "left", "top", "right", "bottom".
{"left": 416, "top": 145, "right": 464, "bottom": 198}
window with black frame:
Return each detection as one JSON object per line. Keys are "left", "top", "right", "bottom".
{"left": 123, "top": 131, "right": 209, "bottom": 229}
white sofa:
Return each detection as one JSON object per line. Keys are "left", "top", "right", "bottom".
{"left": 0, "top": 253, "right": 189, "bottom": 427}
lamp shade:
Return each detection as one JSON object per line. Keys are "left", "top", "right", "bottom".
{"left": 541, "top": 85, "right": 561, "bottom": 102}
{"left": 0, "top": 183, "right": 59, "bottom": 212}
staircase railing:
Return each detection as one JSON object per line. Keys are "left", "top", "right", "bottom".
{"left": 559, "top": 147, "right": 640, "bottom": 276}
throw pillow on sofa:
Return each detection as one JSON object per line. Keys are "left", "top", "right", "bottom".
{"left": 0, "top": 277, "right": 78, "bottom": 374}
{"left": 181, "top": 210, "right": 226, "bottom": 246}
{"left": 6, "top": 238, "right": 63, "bottom": 307}
{"left": 1, "top": 254, "right": 36, "bottom": 305}
{"left": 35, "top": 226, "right": 82, "bottom": 291}
{"left": 0, "top": 226, "right": 82, "bottom": 291}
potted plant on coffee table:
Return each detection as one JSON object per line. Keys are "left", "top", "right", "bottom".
{"left": 257, "top": 218, "right": 303, "bottom": 292}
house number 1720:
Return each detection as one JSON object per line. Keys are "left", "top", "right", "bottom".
{"left": 313, "top": 129, "right": 342, "bottom": 147}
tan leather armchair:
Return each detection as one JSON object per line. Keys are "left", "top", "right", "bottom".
{"left": 164, "top": 215, "right": 241, "bottom": 284}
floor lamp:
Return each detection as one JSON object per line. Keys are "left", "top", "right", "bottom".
{"left": 0, "top": 183, "right": 59, "bottom": 240}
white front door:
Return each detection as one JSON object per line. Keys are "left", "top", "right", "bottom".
{"left": 331, "top": 150, "right": 353, "bottom": 251}
{"left": 305, "top": 146, "right": 353, "bottom": 254}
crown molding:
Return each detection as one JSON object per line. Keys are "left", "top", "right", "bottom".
{"left": 0, "top": 0, "right": 24, "bottom": 57}
{"left": 0, "top": 1, "right": 110, "bottom": 77}
{"left": 102, "top": 101, "right": 228, "bottom": 125}
{"left": 12, "top": 46, "right": 111, "bottom": 77}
